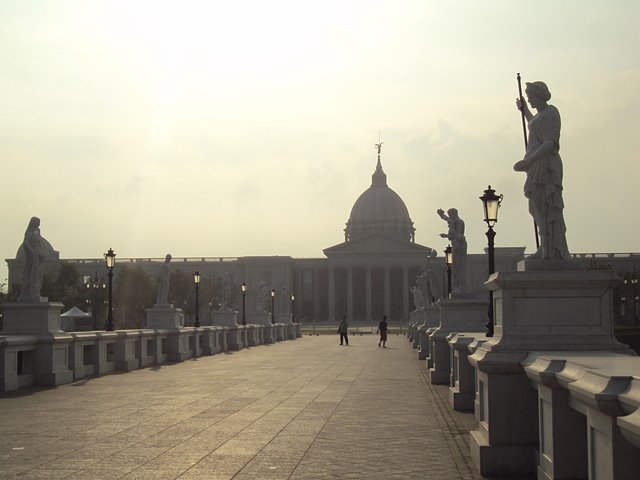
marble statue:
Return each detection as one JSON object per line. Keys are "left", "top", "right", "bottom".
{"left": 18, "top": 216, "right": 45, "bottom": 303}
{"left": 255, "top": 281, "right": 268, "bottom": 312}
{"left": 156, "top": 254, "right": 172, "bottom": 306}
{"left": 281, "top": 286, "right": 289, "bottom": 311}
{"left": 219, "top": 272, "right": 231, "bottom": 311}
{"left": 416, "top": 268, "right": 429, "bottom": 305}
{"left": 425, "top": 250, "right": 442, "bottom": 303}
{"left": 514, "top": 81, "right": 571, "bottom": 260}
{"left": 410, "top": 285, "right": 425, "bottom": 311}
{"left": 437, "top": 208, "right": 468, "bottom": 294}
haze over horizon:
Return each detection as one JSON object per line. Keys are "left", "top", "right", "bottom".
{"left": 2, "top": 0, "right": 639, "bottom": 284}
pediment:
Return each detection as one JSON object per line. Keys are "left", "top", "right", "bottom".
{"left": 323, "top": 234, "right": 432, "bottom": 258}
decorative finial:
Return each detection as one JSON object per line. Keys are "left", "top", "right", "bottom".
{"left": 374, "top": 135, "right": 384, "bottom": 160}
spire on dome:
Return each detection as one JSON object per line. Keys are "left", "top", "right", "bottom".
{"left": 372, "top": 141, "right": 387, "bottom": 186}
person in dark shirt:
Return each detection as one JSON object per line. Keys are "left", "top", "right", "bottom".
{"left": 337, "top": 316, "right": 349, "bottom": 346}
{"left": 377, "top": 316, "right": 389, "bottom": 348}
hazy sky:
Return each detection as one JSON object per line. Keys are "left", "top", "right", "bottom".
{"left": 2, "top": 1, "right": 639, "bottom": 282}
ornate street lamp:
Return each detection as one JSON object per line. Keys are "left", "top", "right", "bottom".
{"left": 444, "top": 245, "right": 453, "bottom": 298}
{"left": 104, "top": 248, "right": 116, "bottom": 331}
{"left": 632, "top": 269, "right": 639, "bottom": 325}
{"left": 291, "top": 292, "right": 295, "bottom": 323}
{"left": 193, "top": 270, "right": 201, "bottom": 327}
{"left": 480, "top": 185, "right": 503, "bottom": 337}
{"left": 270, "top": 288, "right": 275, "bottom": 324}
{"left": 241, "top": 282, "right": 247, "bottom": 325}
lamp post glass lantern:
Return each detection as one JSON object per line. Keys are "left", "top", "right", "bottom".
{"left": 241, "top": 282, "right": 247, "bottom": 325}
{"left": 104, "top": 248, "right": 116, "bottom": 331}
{"left": 479, "top": 185, "right": 503, "bottom": 337}
{"left": 193, "top": 270, "right": 201, "bottom": 327}
{"left": 444, "top": 245, "right": 453, "bottom": 298}
{"left": 270, "top": 288, "right": 275, "bottom": 324}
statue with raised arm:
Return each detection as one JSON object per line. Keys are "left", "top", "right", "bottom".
{"left": 437, "top": 208, "right": 468, "bottom": 294}
{"left": 156, "top": 254, "right": 172, "bottom": 306}
{"left": 514, "top": 81, "right": 570, "bottom": 260}
{"left": 18, "top": 216, "right": 45, "bottom": 303}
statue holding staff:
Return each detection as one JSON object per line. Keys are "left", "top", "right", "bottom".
{"left": 514, "top": 80, "right": 570, "bottom": 260}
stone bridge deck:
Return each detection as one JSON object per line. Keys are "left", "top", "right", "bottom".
{"left": 0, "top": 334, "right": 483, "bottom": 479}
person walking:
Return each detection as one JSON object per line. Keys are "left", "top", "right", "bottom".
{"left": 337, "top": 316, "right": 349, "bottom": 346}
{"left": 377, "top": 316, "right": 389, "bottom": 348}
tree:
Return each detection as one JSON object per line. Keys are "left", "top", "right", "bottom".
{"left": 113, "top": 266, "right": 155, "bottom": 329}
{"left": 41, "top": 262, "right": 86, "bottom": 310}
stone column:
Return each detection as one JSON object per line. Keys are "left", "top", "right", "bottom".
{"left": 313, "top": 269, "right": 320, "bottom": 321}
{"left": 347, "top": 267, "right": 354, "bottom": 321}
{"left": 402, "top": 266, "right": 409, "bottom": 322}
{"left": 365, "top": 266, "right": 372, "bottom": 323}
{"left": 384, "top": 267, "right": 390, "bottom": 318}
{"left": 328, "top": 266, "right": 335, "bottom": 322}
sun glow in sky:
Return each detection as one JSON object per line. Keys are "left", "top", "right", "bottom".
{"left": 1, "top": 0, "right": 639, "bottom": 281}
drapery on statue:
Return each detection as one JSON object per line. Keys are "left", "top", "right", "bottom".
{"left": 425, "top": 250, "right": 442, "bottom": 303}
{"left": 18, "top": 216, "right": 45, "bottom": 303}
{"left": 219, "top": 272, "right": 231, "bottom": 311}
{"left": 410, "top": 286, "right": 425, "bottom": 311}
{"left": 514, "top": 81, "right": 570, "bottom": 260}
{"left": 437, "top": 208, "right": 468, "bottom": 294}
{"left": 156, "top": 254, "right": 172, "bottom": 306}
{"left": 255, "top": 281, "right": 268, "bottom": 312}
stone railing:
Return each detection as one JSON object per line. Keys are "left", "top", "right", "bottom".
{"left": 0, "top": 321, "right": 301, "bottom": 393}
{"left": 408, "top": 265, "right": 640, "bottom": 479}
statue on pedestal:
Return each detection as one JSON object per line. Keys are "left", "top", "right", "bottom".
{"left": 18, "top": 216, "right": 45, "bottom": 303}
{"left": 218, "top": 272, "right": 232, "bottom": 311}
{"left": 255, "top": 281, "right": 268, "bottom": 312}
{"left": 410, "top": 285, "right": 425, "bottom": 311}
{"left": 514, "top": 81, "right": 571, "bottom": 260}
{"left": 156, "top": 254, "right": 172, "bottom": 306}
{"left": 437, "top": 208, "right": 468, "bottom": 294}
{"left": 425, "top": 250, "right": 442, "bottom": 304}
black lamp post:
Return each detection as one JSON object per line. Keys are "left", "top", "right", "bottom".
{"left": 444, "top": 245, "right": 453, "bottom": 298}
{"left": 241, "top": 282, "right": 247, "bottom": 325}
{"left": 291, "top": 293, "right": 295, "bottom": 323}
{"left": 193, "top": 270, "right": 201, "bottom": 327}
{"left": 270, "top": 288, "right": 275, "bottom": 324}
{"left": 480, "top": 185, "right": 503, "bottom": 337}
{"left": 104, "top": 248, "right": 116, "bottom": 331}
{"left": 633, "top": 269, "right": 639, "bottom": 325}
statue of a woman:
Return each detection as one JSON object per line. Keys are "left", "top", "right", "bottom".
{"left": 18, "top": 216, "right": 45, "bottom": 303}
{"left": 156, "top": 254, "right": 172, "bottom": 306}
{"left": 514, "top": 81, "right": 570, "bottom": 260}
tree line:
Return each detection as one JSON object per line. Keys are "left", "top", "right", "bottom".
{"left": 1, "top": 263, "right": 238, "bottom": 330}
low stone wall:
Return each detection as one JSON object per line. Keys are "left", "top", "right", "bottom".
{"left": 0, "top": 323, "right": 301, "bottom": 393}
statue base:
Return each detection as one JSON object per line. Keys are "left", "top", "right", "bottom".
{"left": 275, "top": 313, "right": 293, "bottom": 324}
{"left": 250, "top": 312, "right": 273, "bottom": 325}
{"left": 1, "top": 302, "right": 65, "bottom": 335}
{"left": 211, "top": 311, "right": 238, "bottom": 326}
{"left": 145, "top": 306, "right": 184, "bottom": 329}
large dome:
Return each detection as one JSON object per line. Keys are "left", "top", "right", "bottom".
{"left": 344, "top": 156, "right": 415, "bottom": 242}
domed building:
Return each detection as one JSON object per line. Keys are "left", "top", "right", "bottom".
{"left": 344, "top": 154, "right": 416, "bottom": 243}
{"left": 322, "top": 149, "right": 433, "bottom": 322}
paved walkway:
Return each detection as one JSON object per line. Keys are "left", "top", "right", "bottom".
{"left": 0, "top": 334, "right": 483, "bottom": 479}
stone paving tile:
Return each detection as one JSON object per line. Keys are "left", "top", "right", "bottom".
{"left": 0, "top": 335, "right": 485, "bottom": 479}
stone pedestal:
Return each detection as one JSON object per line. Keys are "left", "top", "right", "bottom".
{"left": 1, "top": 302, "right": 65, "bottom": 335}
{"left": 427, "top": 297, "right": 487, "bottom": 385}
{"left": 251, "top": 312, "right": 273, "bottom": 325}
{"left": 145, "top": 306, "right": 184, "bottom": 329}
{"left": 211, "top": 310, "right": 238, "bottom": 326}
{"left": 276, "top": 313, "right": 293, "bottom": 324}
{"left": 448, "top": 333, "right": 486, "bottom": 412}
{"left": 469, "top": 268, "right": 631, "bottom": 477}
{"left": 418, "top": 306, "right": 440, "bottom": 360}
